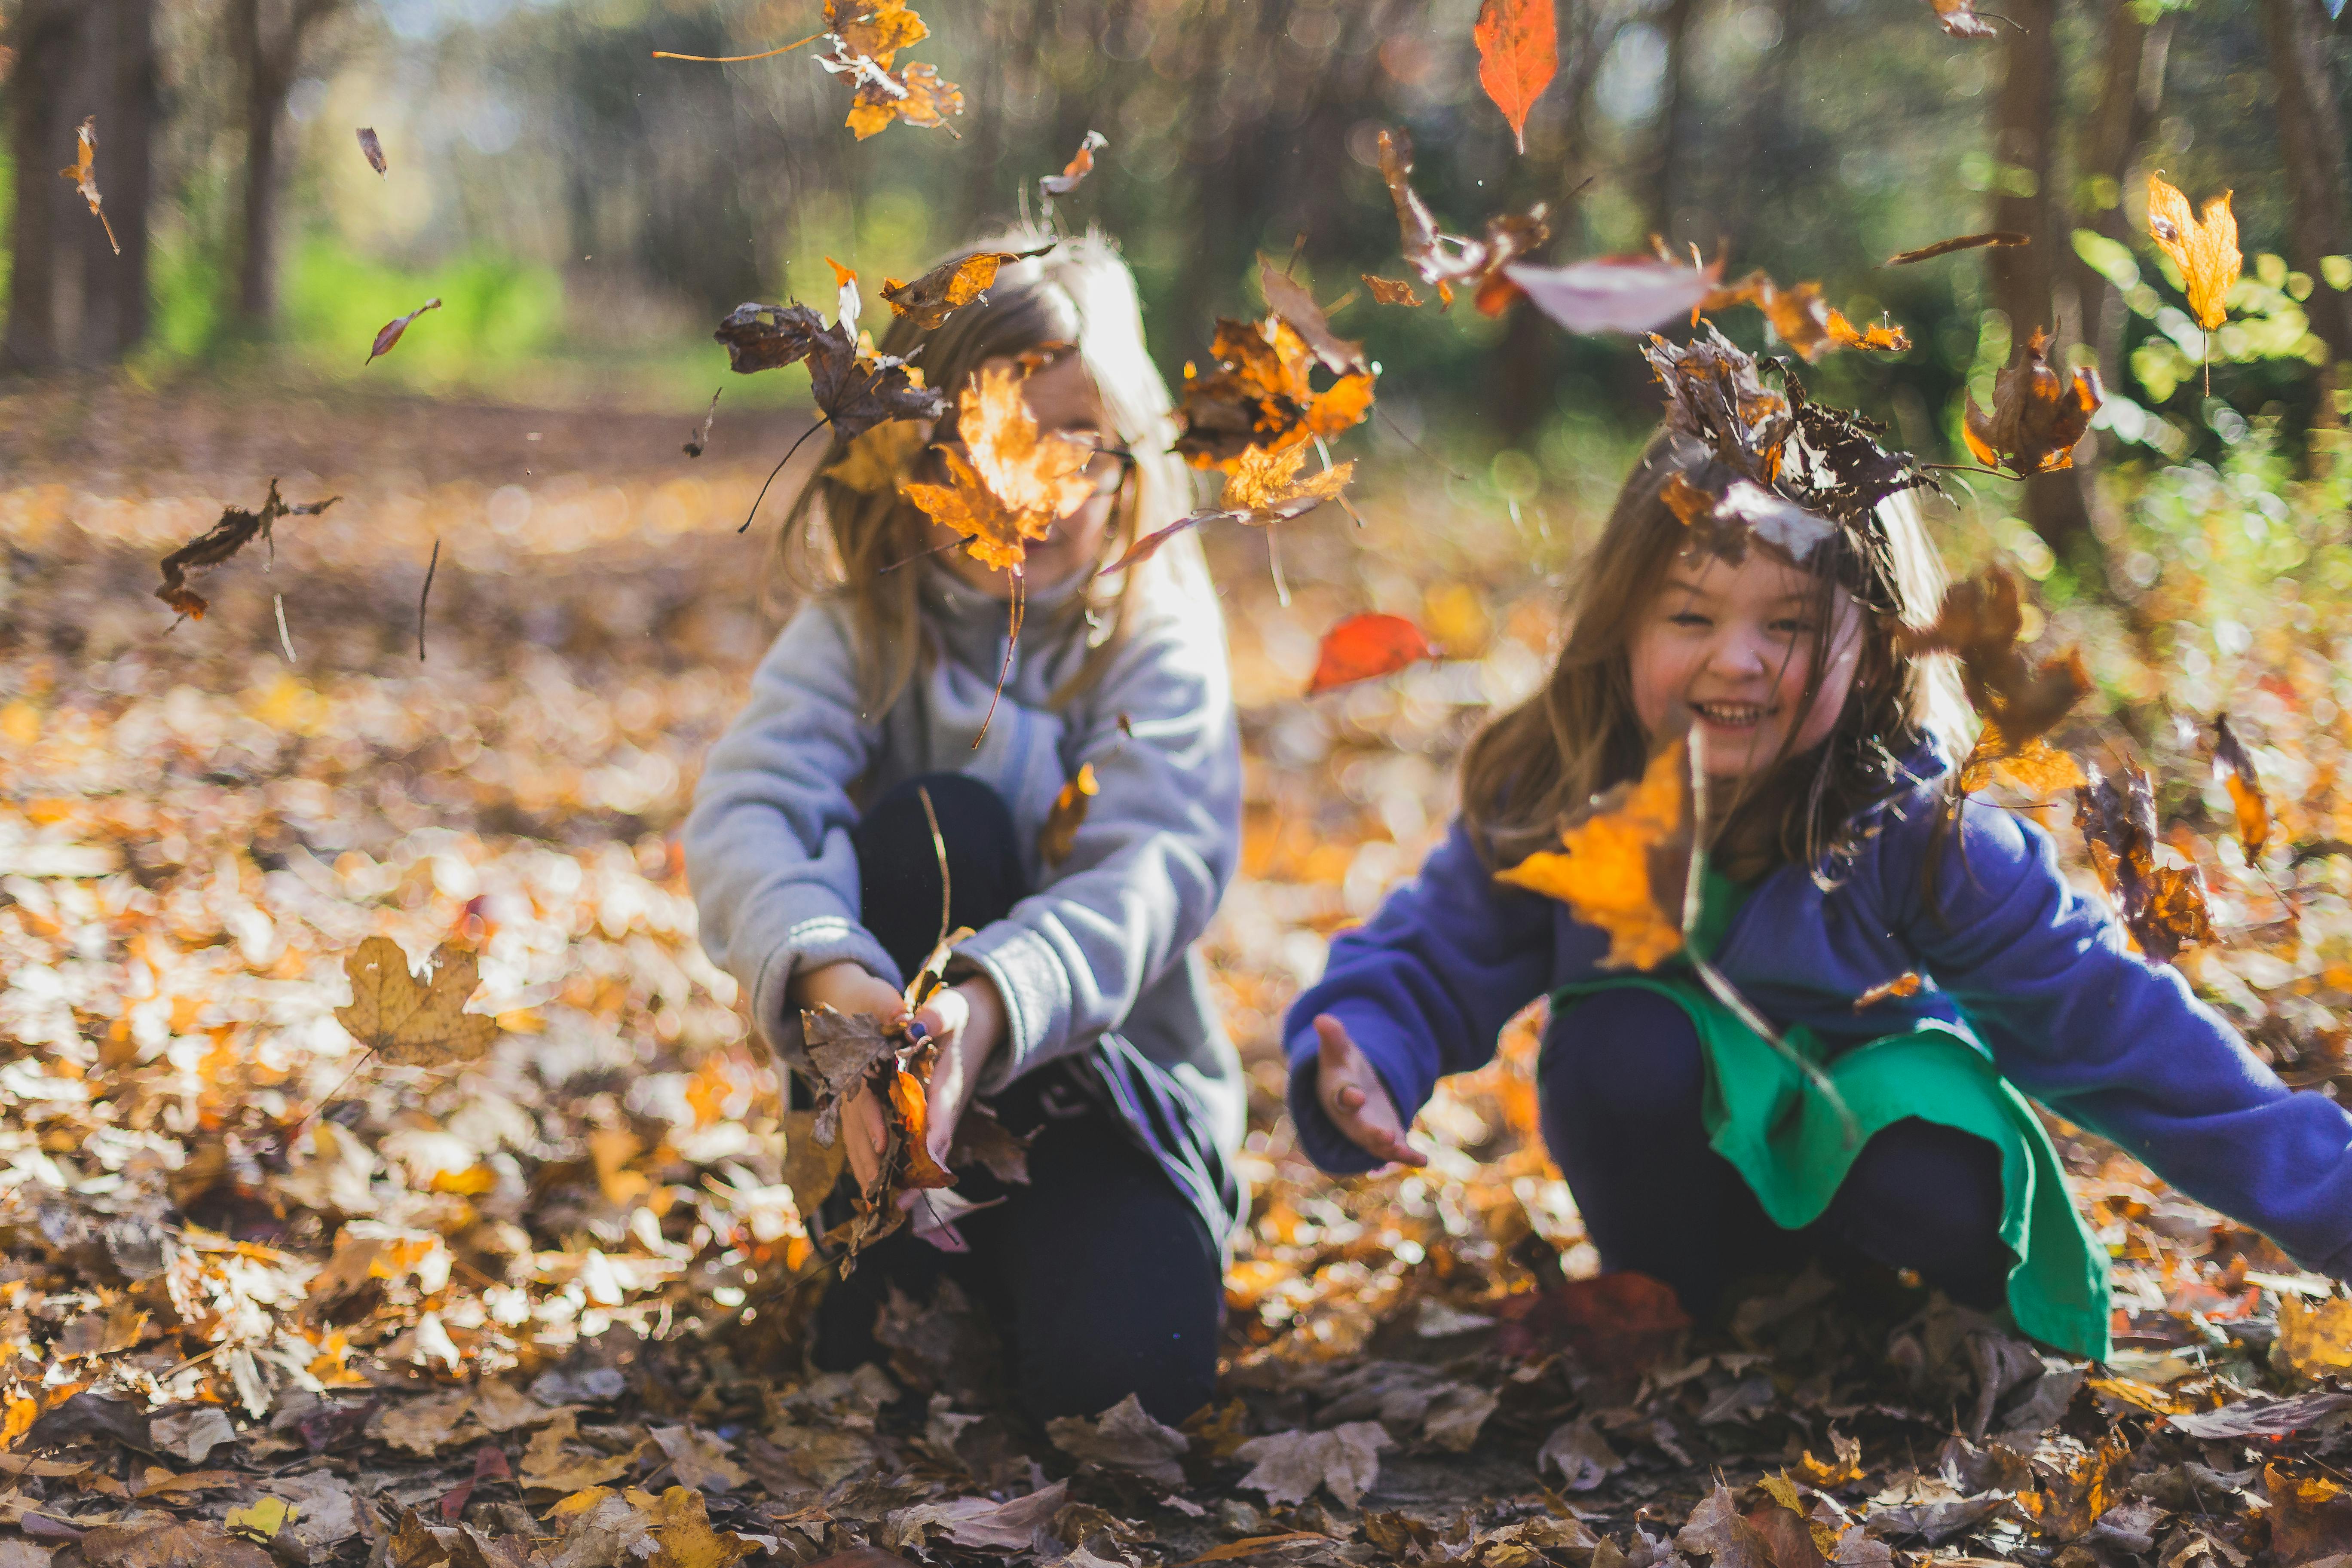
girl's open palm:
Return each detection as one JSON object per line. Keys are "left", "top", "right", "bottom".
{"left": 1314, "top": 1014, "right": 1426, "bottom": 1167}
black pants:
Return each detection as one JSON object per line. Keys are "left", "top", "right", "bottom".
{"left": 810, "top": 773, "right": 1224, "bottom": 1425}
{"left": 1539, "top": 986, "right": 2015, "bottom": 1319}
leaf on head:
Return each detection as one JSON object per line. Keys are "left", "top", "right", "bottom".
{"left": 1962, "top": 328, "right": 2101, "bottom": 477}
{"left": 1306, "top": 612, "right": 1436, "bottom": 697}
{"left": 1660, "top": 470, "right": 1836, "bottom": 568}
{"left": 899, "top": 364, "right": 1095, "bottom": 573}
{"left": 1495, "top": 736, "right": 1693, "bottom": 971}
{"left": 2211, "top": 712, "right": 2271, "bottom": 864}
{"left": 1040, "top": 130, "right": 1108, "bottom": 198}
{"left": 1375, "top": 128, "right": 1550, "bottom": 315}
{"left": 336, "top": 936, "right": 500, "bottom": 1068}
{"left": 2145, "top": 174, "right": 2240, "bottom": 332}
{"left": 1473, "top": 0, "right": 1558, "bottom": 153}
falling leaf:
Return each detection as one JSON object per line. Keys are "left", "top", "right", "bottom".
{"left": 899, "top": 364, "right": 1095, "bottom": 571}
{"left": 1703, "top": 271, "right": 1910, "bottom": 360}
{"left": 58, "top": 116, "right": 119, "bottom": 256}
{"left": 1962, "top": 328, "right": 2101, "bottom": 477}
{"left": 1899, "top": 568, "right": 2092, "bottom": 752}
{"left": 368, "top": 298, "right": 444, "bottom": 365}
{"left": 1507, "top": 251, "right": 1726, "bottom": 336}
{"left": 1306, "top": 612, "right": 1436, "bottom": 696}
{"left": 1039, "top": 763, "right": 1099, "bottom": 867}
{"left": 824, "top": 419, "right": 931, "bottom": 493}
{"left": 827, "top": 257, "right": 862, "bottom": 338}
{"left": 2212, "top": 712, "right": 2271, "bottom": 864}
{"left": 1925, "top": 0, "right": 1999, "bottom": 37}
{"left": 683, "top": 389, "right": 721, "bottom": 458}
{"left": 1375, "top": 128, "right": 1551, "bottom": 313}
{"left": 1232, "top": 1423, "right": 1390, "bottom": 1509}
{"left": 357, "top": 128, "right": 388, "bottom": 177}
{"left": 713, "top": 300, "right": 945, "bottom": 443}
{"left": 1852, "top": 973, "right": 1922, "bottom": 1012}
{"left": 153, "top": 479, "right": 341, "bottom": 619}
{"left": 1108, "top": 443, "right": 1355, "bottom": 573}
{"left": 334, "top": 935, "right": 500, "bottom": 1067}
{"left": 2146, "top": 174, "right": 2240, "bottom": 332}
{"left": 2074, "top": 763, "right": 2215, "bottom": 965}
{"left": 1885, "top": 230, "right": 2027, "bottom": 266}
{"left": 1041, "top": 130, "right": 1108, "bottom": 198}
{"left": 1361, "top": 274, "right": 1423, "bottom": 307}
{"left": 880, "top": 247, "right": 1049, "bottom": 331}
{"left": 1473, "top": 0, "right": 1557, "bottom": 152}
{"left": 1046, "top": 1393, "right": 1190, "bottom": 1486}
{"left": 1496, "top": 735, "right": 1692, "bottom": 971}
{"left": 1957, "top": 729, "right": 2085, "bottom": 795}
{"left": 811, "top": 0, "right": 963, "bottom": 139}
{"left": 1259, "top": 262, "right": 1367, "bottom": 374}
{"left": 1175, "top": 315, "right": 1376, "bottom": 468}
{"left": 888, "top": 1070, "right": 956, "bottom": 1190}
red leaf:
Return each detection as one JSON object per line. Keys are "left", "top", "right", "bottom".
{"left": 1473, "top": 0, "right": 1557, "bottom": 153}
{"left": 368, "top": 297, "right": 442, "bottom": 365}
{"left": 1307, "top": 613, "right": 1436, "bottom": 696}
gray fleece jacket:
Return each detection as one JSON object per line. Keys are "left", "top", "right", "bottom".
{"left": 685, "top": 538, "right": 1247, "bottom": 1211}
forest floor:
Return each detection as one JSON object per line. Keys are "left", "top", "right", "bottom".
{"left": 4, "top": 379, "right": 2352, "bottom": 1568}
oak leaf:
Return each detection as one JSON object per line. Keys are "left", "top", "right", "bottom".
{"left": 1040, "top": 130, "right": 1107, "bottom": 198}
{"left": 336, "top": 936, "right": 499, "bottom": 1067}
{"left": 1495, "top": 735, "right": 1691, "bottom": 970}
{"left": 368, "top": 298, "right": 444, "bottom": 365}
{"left": 155, "top": 478, "right": 340, "bottom": 619}
{"left": 1507, "top": 251, "right": 1725, "bottom": 336}
{"left": 1473, "top": 0, "right": 1557, "bottom": 153}
{"left": 2146, "top": 174, "right": 2240, "bottom": 331}
{"left": 1305, "top": 611, "right": 1434, "bottom": 696}
{"left": 1038, "top": 762, "right": 1099, "bottom": 867}
{"left": 880, "top": 247, "right": 1048, "bottom": 331}
{"left": 59, "top": 116, "right": 120, "bottom": 255}
{"left": 899, "top": 364, "right": 1095, "bottom": 572}
{"left": 2211, "top": 712, "right": 2270, "bottom": 864}
{"left": 1963, "top": 328, "right": 2100, "bottom": 476}
{"left": 1375, "top": 128, "right": 1550, "bottom": 314}
{"left": 357, "top": 127, "right": 388, "bottom": 177}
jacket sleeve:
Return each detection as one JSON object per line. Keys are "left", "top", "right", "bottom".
{"left": 684, "top": 603, "right": 893, "bottom": 1050}
{"left": 952, "top": 579, "right": 1243, "bottom": 1092}
{"left": 1281, "top": 821, "right": 1565, "bottom": 1174}
{"left": 1890, "top": 798, "right": 2352, "bottom": 1279}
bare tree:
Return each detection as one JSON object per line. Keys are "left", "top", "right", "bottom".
{"left": 227, "top": 0, "right": 346, "bottom": 332}
{"left": 2260, "top": 0, "right": 2352, "bottom": 371}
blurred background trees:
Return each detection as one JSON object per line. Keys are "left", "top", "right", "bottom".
{"left": 0, "top": 0, "right": 2346, "bottom": 599}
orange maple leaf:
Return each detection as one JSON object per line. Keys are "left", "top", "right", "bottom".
{"left": 899, "top": 365, "right": 1093, "bottom": 572}
{"left": 1495, "top": 736, "right": 1692, "bottom": 970}
{"left": 1473, "top": 0, "right": 1558, "bottom": 153}
{"left": 1962, "top": 328, "right": 2101, "bottom": 477}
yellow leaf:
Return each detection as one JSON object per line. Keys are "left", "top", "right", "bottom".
{"left": 647, "top": 1486, "right": 757, "bottom": 1568}
{"left": 1495, "top": 736, "right": 1690, "bottom": 971}
{"left": 900, "top": 365, "right": 1094, "bottom": 572}
{"left": 335, "top": 937, "right": 499, "bottom": 1068}
{"left": 823, "top": 420, "right": 930, "bottom": 494}
{"left": 2146, "top": 173, "right": 2241, "bottom": 331}
{"left": 1038, "top": 763, "right": 1100, "bottom": 868}
{"left": 228, "top": 1497, "right": 296, "bottom": 1539}
{"left": 2277, "top": 1292, "right": 2352, "bottom": 1382}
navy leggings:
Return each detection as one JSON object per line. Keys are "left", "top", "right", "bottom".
{"left": 1540, "top": 986, "right": 2014, "bottom": 1318}
{"left": 808, "top": 774, "right": 1224, "bottom": 1425}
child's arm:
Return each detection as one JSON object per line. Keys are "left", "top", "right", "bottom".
{"left": 684, "top": 603, "right": 893, "bottom": 1045}
{"left": 949, "top": 585, "right": 1241, "bottom": 1093}
{"left": 1281, "top": 821, "right": 1565, "bottom": 1173}
{"left": 1894, "top": 799, "right": 2352, "bottom": 1279}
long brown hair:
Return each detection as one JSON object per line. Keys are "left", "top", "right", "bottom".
{"left": 1460, "top": 427, "right": 1971, "bottom": 881}
{"left": 765, "top": 230, "right": 1192, "bottom": 714}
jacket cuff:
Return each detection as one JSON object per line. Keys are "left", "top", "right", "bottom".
{"left": 752, "top": 916, "right": 902, "bottom": 1057}
{"left": 954, "top": 924, "right": 1072, "bottom": 1093}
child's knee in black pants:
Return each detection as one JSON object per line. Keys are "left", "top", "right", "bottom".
{"left": 853, "top": 773, "right": 1029, "bottom": 976}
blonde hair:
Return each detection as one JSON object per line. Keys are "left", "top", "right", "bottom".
{"left": 766, "top": 230, "right": 1192, "bottom": 714}
{"left": 1460, "top": 427, "right": 1972, "bottom": 880}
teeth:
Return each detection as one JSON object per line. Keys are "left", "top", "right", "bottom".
{"left": 1695, "top": 702, "right": 1767, "bottom": 723}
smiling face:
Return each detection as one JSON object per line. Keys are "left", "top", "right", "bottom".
{"left": 1628, "top": 548, "right": 1865, "bottom": 780}
{"left": 929, "top": 352, "right": 1127, "bottom": 599}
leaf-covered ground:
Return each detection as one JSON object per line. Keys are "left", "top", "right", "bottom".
{"left": 6, "top": 383, "right": 2352, "bottom": 1568}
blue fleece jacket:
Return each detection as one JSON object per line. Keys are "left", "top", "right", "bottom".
{"left": 1284, "top": 761, "right": 2352, "bottom": 1282}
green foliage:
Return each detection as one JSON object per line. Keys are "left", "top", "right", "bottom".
{"left": 281, "top": 238, "right": 564, "bottom": 385}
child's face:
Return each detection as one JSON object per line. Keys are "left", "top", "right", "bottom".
{"left": 930, "top": 352, "right": 1124, "bottom": 600}
{"left": 1628, "top": 548, "right": 1865, "bottom": 779}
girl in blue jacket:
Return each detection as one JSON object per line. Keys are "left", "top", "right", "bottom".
{"left": 1286, "top": 350, "right": 2352, "bottom": 1360}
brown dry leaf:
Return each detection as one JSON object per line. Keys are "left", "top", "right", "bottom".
{"left": 1232, "top": 1423, "right": 1390, "bottom": 1509}
{"left": 1047, "top": 1393, "right": 1190, "bottom": 1486}
{"left": 368, "top": 298, "right": 444, "bottom": 365}
{"left": 901, "top": 364, "right": 1095, "bottom": 572}
{"left": 713, "top": 301, "right": 944, "bottom": 442}
{"left": 1362, "top": 274, "right": 1423, "bottom": 307}
{"left": 2268, "top": 1463, "right": 2352, "bottom": 1564}
{"left": 2275, "top": 1293, "right": 2352, "bottom": 1382}
{"left": 648, "top": 1426, "right": 747, "bottom": 1494}
{"left": 2212, "top": 712, "right": 2271, "bottom": 864}
{"left": 888, "top": 1070, "right": 956, "bottom": 1190}
{"left": 1305, "top": 612, "right": 1437, "bottom": 697}
{"left": 1375, "top": 128, "right": 1550, "bottom": 314}
{"left": 1039, "top": 763, "right": 1099, "bottom": 868}
{"left": 1962, "top": 328, "right": 2101, "bottom": 477}
{"left": 945, "top": 1102, "right": 1034, "bottom": 1184}
{"left": 781, "top": 1108, "right": 850, "bottom": 1213}
{"left": 58, "top": 116, "right": 120, "bottom": 256}
{"left": 1886, "top": 230, "right": 2028, "bottom": 266}
{"left": 1899, "top": 569, "right": 2091, "bottom": 755}
{"left": 1926, "top": 0, "right": 2000, "bottom": 37}
{"left": 1040, "top": 130, "right": 1107, "bottom": 198}
{"left": 371, "top": 1390, "right": 478, "bottom": 1456}
{"left": 1175, "top": 316, "right": 1376, "bottom": 468}
{"left": 1495, "top": 735, "right": 1692, "bottom": 971}
{"left": 1659, "top": 470, "right": 1837, "bottom": 567}
{"left": 1752, "top": 1473, "right": 1840, "bottom": 1560}
{"left": 1851, "top": 974, "right": 1922, "bottom": 1012}
{"left": 81, "top": 1519, "right": 272, "bottom": 1568}
{"left": 357, "top": 127, "right": 389, "bottom": 176}
{"left": 880, "top": 247, "right": 1049, "bottom": 331}
{"left": 1259, "top": 262, "right": 1367, "bottom": 374}
{"left": 800, "top": 1005, "right": 900, "bottom": 1146}
{"left": 155, "top": 478, "right": 340, "bottom": 619}
{"left": 335, "top": 936, "right": 499, "bottom": 1068}
{"left": 2146, "top": 174, "right": 2241, "bottom": 331}
{"left": 522, "top": 1412, "right": 639, "bottom": 1492}
{"left": 2074, "top": 764, "right": 2215, "bottom": 965}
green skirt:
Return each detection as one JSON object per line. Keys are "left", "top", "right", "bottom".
{"left": 1551, "top": 877, "right": 2111, "bottom": 1362}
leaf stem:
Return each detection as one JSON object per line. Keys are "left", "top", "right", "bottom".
{"left": 651, "top": 30, "right": 826, "bottom": 62}
{"left": 741, "top": 416, "right": 834, "bottom": 533}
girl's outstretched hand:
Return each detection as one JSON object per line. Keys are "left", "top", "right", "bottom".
{"left": 1314, "top": 1014, "right": 1427, "bottom": 1168}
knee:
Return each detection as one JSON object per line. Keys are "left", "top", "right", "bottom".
{"left": 1541, "top": 987, "right": 1706, "bottom": 1123}
{"left": 1015, "top": 1318, "right": 1219, "bottom": 1427}
{"left": 1843, "top": 1119, "right": 2005, "bottom": 1238}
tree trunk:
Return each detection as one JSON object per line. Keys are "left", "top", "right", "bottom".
{"left": 229, "top": 0, "right": 345, "bottom": 334}
{"left": 2071, "top": 1, "right": 2166, "bottom": 386}
{"left": 1985, "top": 0, "right": 2104, "bottom": 591}
{"left": 3, "top": 0, "right": 73, "bottom": 371}
{"left": 1643, "top": 0, "right": 1702, "bottom": 242}
{"left": 2260, "top": 0, "right": 2352, "bottom": 368}
{"left": 77, "top": 0, "right": 156, "bottom": 362}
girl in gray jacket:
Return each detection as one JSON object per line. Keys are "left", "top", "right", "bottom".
{"left": 686, "top": 235, "right": 1244, "bottom": 1422}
